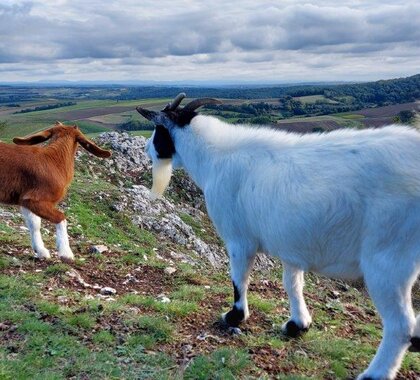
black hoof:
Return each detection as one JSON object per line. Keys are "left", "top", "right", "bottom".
{"left": 282, "top": 320, "right": 309, "bottom": 338}
{"left": 228, "top": 327, "right": 242, "bottom": 335}
{"left": 409, "top": 336, "right": 420, "bottom": 352}
{"left": 223, "top": 306, "right": 245, "bottom": 328}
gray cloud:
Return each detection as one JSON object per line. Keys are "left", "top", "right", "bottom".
{"left": 0, "top": 0, "right": 418, "bottom": 82}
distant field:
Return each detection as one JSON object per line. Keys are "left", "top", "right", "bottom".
{"left": 294, "top": 95, "right": 338, "bottom": 104}
{"left": 0, "top": 96, "right": 418, "bottom": 141}
{"left": 0, "top": 98, "right": 172, "bottom": 140}
{"left": 354, "top": 101, "right": 419, "bottom": 128}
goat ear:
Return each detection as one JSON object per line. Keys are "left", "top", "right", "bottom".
{"left": 77, "top": 134, "right": 112, "bottom": 158}
{"left": 13, "top": 129, "right": 52, "bottom": 145}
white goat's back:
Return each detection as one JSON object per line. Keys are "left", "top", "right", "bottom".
{"left": 195, "top": 121, "right": 420, "bottom": 279}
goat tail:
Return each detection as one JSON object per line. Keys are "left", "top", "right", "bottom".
{"left": 410, "top": 314, "right": 420, "bottom": 352}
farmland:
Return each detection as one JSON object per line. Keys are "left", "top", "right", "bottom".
{"left": 0, "top": 92, "right": 418, "bottom": 142}
{"left": 0, "top": 99, "right": 171, "bottom": 140}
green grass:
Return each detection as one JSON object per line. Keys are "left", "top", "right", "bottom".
{"left": 184, "top": 347, "right": 251, "bottom": 380}
{"left": 336, "top": 113, "right": 365, "bottom": 119}
{"left": 131, "top": 130, "right": 153, "bottom": 138}
{"left": 120, "top": 294, "right": 198, "bottom": 318}
{"left": 171, "top": 284, "right": 206, "bottom": 302}
{"left": 293, "top": 95, "right": 337, "bottom": 104}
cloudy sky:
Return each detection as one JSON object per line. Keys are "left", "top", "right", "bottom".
{"left": 0, "top": 0, "right": 419, "bottom": 84}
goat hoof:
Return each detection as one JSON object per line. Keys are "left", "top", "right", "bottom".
{"left": 60, "top": 257, "right": 74, "bottom": 264}
{"left": 228, "top": 327, "right": 242, "bottom": 335}
{"left": 409, "top": 337, "right": 420, "bottom": 352}
{"left": 281, "top": 320, "right": 309, "bottom": 338}
{"left": 222, "top": 306, "right": 245, "bottom": 328}
{"left": 58, "top": 247, "right": 74, "bottom": 263}
{"left": 35, "top": 249, "right": 51, "bottom": 260}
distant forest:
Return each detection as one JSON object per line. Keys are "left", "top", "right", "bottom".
{"left": 116, "top": 74, "right": 419, "bottom": 118}
{"left": 117, "top": 74, "right": 420, "bottom": 106}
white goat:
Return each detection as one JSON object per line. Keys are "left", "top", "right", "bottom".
{"left": 137, "top": 94, "right": 420, "bottom": 380}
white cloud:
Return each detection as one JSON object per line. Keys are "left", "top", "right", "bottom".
{"left": 0, "top": 0, "right": 418, "bottom": 82}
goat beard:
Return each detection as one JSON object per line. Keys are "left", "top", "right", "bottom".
{"left": 150, "top": 158, "right": 173, "bottom": 199}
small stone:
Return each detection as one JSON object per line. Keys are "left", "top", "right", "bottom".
{"left": 0, "top": 323, "right": 10, "bottom": 331}
{"left": 57, "top": 296, "right": 69, "bottom": 304}
{"left": 164, "top": 266, "right": 176, "bottom": 275}
{"left": 157, "top": 294, "right": 171, "bottom": 303}
{"left": 90, "top": 245, "right": 108, "bottom": 254}
{"left": 100, "top": 287, "right": 117, "bottom": 295}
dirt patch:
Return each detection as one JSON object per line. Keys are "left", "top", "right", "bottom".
{"left": 354, "top": 102, "right": 419, "bottom": 118}
{"left": 274, "top": 120, "right": 343, "bottom": 133}
{"left": 54, "top": 106, "right": 136, "bottom": 121}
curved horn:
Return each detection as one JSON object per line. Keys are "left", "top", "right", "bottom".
{"left": 164, "top": 92, "right": 186, "bottom": 111}
{"left": 181, "top": 98, "right": 222, "bottom": 113}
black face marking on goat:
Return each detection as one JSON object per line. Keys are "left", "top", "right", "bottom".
{"left": 224, "top": 305, "right": 245, "bottom": 327}
{"left": 164, "top": 110, "right": 198, "bottom": 127}
{"left": 153, "top": 125, "right": 175, "bottom": 159}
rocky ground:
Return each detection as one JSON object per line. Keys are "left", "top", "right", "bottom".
{"left": 0, "top": 132, "right": 418, "bottom": 379}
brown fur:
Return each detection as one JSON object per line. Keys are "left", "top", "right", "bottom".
{"left": 0, "top": 122, "right": 111, "bottom": 224}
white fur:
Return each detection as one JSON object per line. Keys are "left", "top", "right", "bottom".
{"left": 415, "top": 315, "right": 420, "bottom": 337}
{"left": 148, "top": 114, "right": 420, "bottom": 380}
{"left": 56, "top": 220, "right": 74, "bottom": 260}
{"left": 21, "top": 207, "right": 50, "bottom": 259}
{"left": 150, "top": 158, "right": 173, "bottom": 198}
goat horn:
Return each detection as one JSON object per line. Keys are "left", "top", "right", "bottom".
{"left": 164, "top": 92, "right": 187, "bottom": 111}
{"left": 182, "top": 98, "right": 222, "bottom": 113}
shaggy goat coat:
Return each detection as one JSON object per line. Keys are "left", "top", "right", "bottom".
{"left": 139, "top": 98, "right": 420, "bottom": 380}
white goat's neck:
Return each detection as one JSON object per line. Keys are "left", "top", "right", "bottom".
{"left": 172, "top": 125, "right": 215, "bottom": 191}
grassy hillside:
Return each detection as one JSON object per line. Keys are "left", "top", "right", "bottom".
{"left": 0, "top": 134, "right": 419, "bottom": 379}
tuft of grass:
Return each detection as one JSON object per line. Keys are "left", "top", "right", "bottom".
{"left": 248, "top": 293, "right": 278, "bottom": 313}
{"left": 171, "top": 284, "right": 206, "bottom": 302}
{"left": 34, "top": 300, "right": 61, "bottom": 317}
{"left": 92, "top": 330, "right": 116, "bottom": 345}
{"left": 136, "top": 316, "right": 173, "bottom": 344}
{"left": 0, "top": 256, "right": 15, "bottom": 270}
{"left": 44, "top": 263, "right": 71, "bottom": 276}
{"left": 64, "top": 313, "right": 96, "bottom": 329}
{"left": 184, "top": 347, "right": 251, "bottom": 380}
{"left": 120, "top": 294, "right": 198, "bottom": 318}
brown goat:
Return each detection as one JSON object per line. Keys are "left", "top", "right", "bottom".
{"left": 0, "top": 122, "right": 111, "bottom": 261}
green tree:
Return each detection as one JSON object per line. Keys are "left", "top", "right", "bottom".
{"left": 394, "top": 110, "right": 416, "bottom": 125}
{"left": 0, "top": 121, "right": 7, "bottom": 137}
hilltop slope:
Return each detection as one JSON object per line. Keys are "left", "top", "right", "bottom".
{"left": 0, "top": 133, "right": 418, "bottom": 379}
